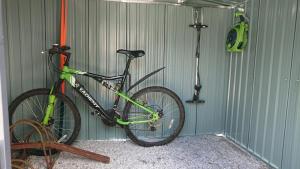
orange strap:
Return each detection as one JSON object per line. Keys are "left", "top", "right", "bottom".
{"left": 60, "top": 0, "right": 67, "bottom": 93}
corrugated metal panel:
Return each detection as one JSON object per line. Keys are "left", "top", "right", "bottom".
{"left": 4, "top": 0, "right": 60, "bottom": 102}
{"left": 65, "top": 1, "right": 232, "bottom": 139}
{"left": 225, "top": 0, "right": 260, "bottom": 148}
{"left": 226, "top": 0, "right": 298, "bottom": 168}
{"left": 282, "top": 1, "right": 300, "bottom": 169}
{"left": 66, "top": 1, "right": 232, "bottom": 139}
{"left": 4, "top": 0, "right": 231, "bottom": 140}
{"left": 164, "top": 5, "right": 197, "bottom": 135}
{"left": 247, "top": 0, "right": 295, "bottom": 166}
{"left": 195, "top": 8, "right": 231, "bottom": 134}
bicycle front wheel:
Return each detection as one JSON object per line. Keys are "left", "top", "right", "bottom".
{"left": 123, "top": 86, "right": 185, "bottom": 147}
{"left": 9, "top": 88, "right": 81, "bottom": 155}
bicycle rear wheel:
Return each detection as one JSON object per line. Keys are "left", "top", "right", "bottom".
{"left": 9, "top": 88, "right": 81, "bottom": 155}
{"left": 123, "top": 86, "right": 185, "bottom": 147}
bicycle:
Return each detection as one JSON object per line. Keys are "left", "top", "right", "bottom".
{"left": 9, "top": 44, "right": 185, "bottom": 155}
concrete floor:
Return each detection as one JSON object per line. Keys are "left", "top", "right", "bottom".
{"left": 45, "top": 135, "right": 269, "bottom": 169}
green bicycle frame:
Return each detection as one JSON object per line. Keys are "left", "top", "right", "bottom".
{"left": 42, "top": 66, "right": 159, "bottom": 126}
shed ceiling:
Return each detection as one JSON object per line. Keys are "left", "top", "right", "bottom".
{"left": 103, "top": 0, "right": 246, "bottom": 8}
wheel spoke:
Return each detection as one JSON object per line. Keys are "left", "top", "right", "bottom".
{"left": 24, "top": 100, "right": 39, "bottom": 121}
{"left": 35, "top": 96, "right": 45, "bottom": 114}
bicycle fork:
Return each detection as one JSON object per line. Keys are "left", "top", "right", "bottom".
{"left": 42, "top": 88, "right": 57, "bottom": 125}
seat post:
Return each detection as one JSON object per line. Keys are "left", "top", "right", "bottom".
{"left": 123, "top": 56, "right": 132, "bottom": 76}
{"left": 117, "top": 56, "right": 132, "bottom": 93}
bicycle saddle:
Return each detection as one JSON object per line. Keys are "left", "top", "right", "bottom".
{"left": 117, "top": 49, "right": 145, "bottom": 58}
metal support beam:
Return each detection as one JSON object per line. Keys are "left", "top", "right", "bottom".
{"left": 0, "top": 0, "right": 11, "bottom": 168}
{"left": 103, "top": 0, "right": 247, "bottom": 9}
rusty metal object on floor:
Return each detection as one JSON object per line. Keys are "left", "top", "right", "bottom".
{"left": 10, "top": 119, "right": 56, "bottom": 168}
{"left": 11, "top": 142, "right": 110, "bottom": 164}
{"left": 10, "top": 119, "right": 110, "bottom": 169}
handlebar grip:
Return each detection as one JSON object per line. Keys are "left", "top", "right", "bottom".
{"left": 61, "top": 45, "right": 71, "bottom": 51}
{"left": 48, "top": 45, "right": 71, "bottom": 55}
{"left": 62, "top": 52, "right": 70, "bottom": 57}
{"left": 47, "top": 45, "right": 71, "bottom": 66}
{"left": 48, "top": 48, "right": 59, "bottom": 54}
{"left": 62, "top": 52, "right": 71, "bottom": 66}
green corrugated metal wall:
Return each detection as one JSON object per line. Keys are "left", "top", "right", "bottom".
{"left": 4, "top": 0, "right": 60, "bottom": 99}
{"left": 226, "top": 0, "right": 300, "bottom": 168}
{"left": 4, "top": 0, "right": 300, "bottom": 168}
{"left": 282, "top": 2, "right": 300, "bottom": 167}
{"left": 3, "top": 0, "right": 232, "bottom": 140}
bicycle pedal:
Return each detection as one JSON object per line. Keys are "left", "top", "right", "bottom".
{"left": 101, "top": 118, "right": 116, "bottom": 127}
{"left": 101, "top": 109, "right": 117, "bottom": 127}
{"left": 150, "top": 126, "right": 156, "bottom": 131}
{"left": 47, "top": 118, "right": 55, "bottom": 126}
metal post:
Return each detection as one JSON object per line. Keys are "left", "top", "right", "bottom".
{"left": 0, "top": 0, "right": 11, "bottom": 168}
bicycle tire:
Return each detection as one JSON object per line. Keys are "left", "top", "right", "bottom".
{"left": 9, "top": 88, "right": 81, "bottom": 156}
{"left": 123, "top": 86, "right": 185, "bottom": 147}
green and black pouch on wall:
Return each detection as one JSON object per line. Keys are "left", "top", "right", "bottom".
{"left": 226, "top": 11, "right": 249, "bottom": 52}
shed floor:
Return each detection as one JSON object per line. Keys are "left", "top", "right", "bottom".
{"left": 52, "top": 135, "right": 268, "bottom": 169}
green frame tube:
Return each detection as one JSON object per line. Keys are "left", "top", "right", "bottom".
{"left": 42, "top": 66, "right": 159, "bottom": 126}
{"left": 115, "top": 91, "right": 159, "bottom": 125}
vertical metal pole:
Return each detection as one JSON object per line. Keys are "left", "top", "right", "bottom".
{"left": 59, "top": 0, "right": 68, "bottom": 138}
{"left": 0, "top": 0, "right": 11, "bottom": 167}
{"left": 59, "top": 0, "right": 67, "bottom": 92}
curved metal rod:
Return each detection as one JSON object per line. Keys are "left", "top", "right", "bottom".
{"left": 10, "top": 119, "right": 56, "bottom": 168}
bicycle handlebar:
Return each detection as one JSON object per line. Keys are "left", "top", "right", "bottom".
{"left": 48, "top": 44, "right": 71, "bottom": 56}
{"left": 44, "top": 44, "right": 72, "bottom": 66}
